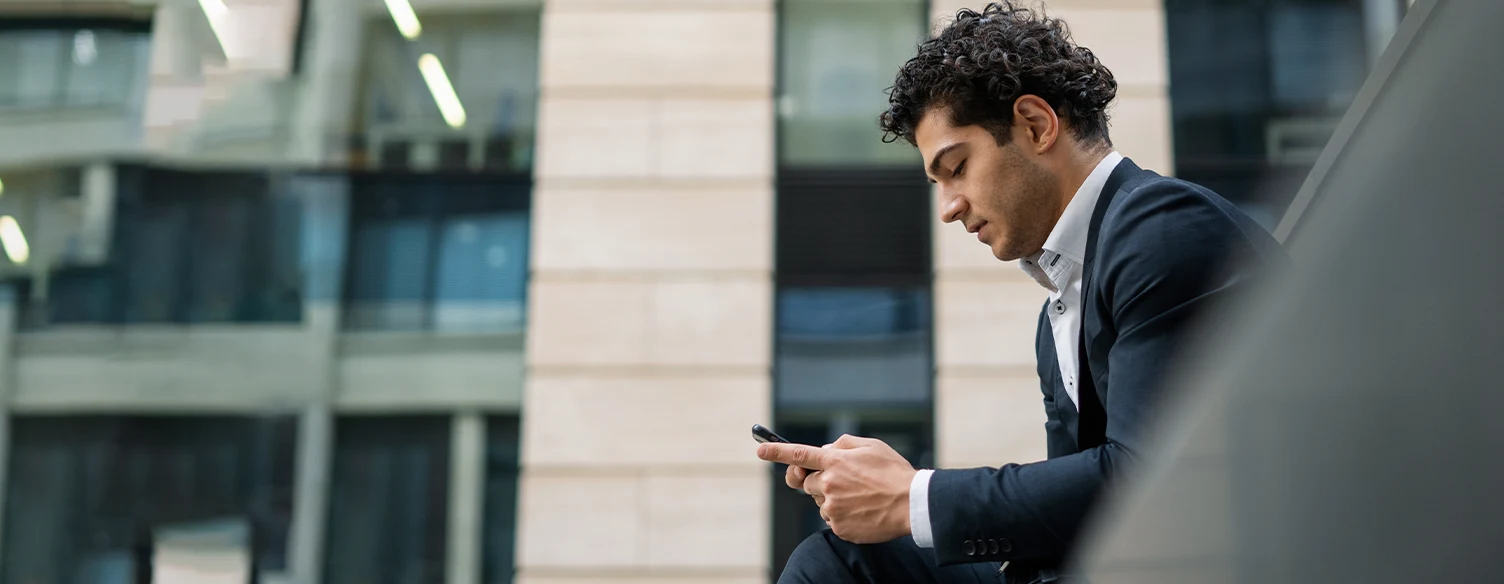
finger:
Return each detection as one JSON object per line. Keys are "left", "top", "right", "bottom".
{"left": 785, "top": 464, "right": 809, "bottom": 490}
{"left": 832, "top": 434, "right": 880, "bottom": 449}
{"left": 756, "top": 443, "right": 830, "bottom": 470}
{"left": 803, "top": 470, "right": 827, "bottom": 498}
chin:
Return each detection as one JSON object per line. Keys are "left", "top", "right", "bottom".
{"left": 986, "top": 238, "right": 1023, "bottom": 262}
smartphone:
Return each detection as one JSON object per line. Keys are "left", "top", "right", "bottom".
{"left": 751, "top": 423, "right": 791, "bottom": 444}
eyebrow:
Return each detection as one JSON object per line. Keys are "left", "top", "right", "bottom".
{"left": 927, "top": 143, "right": 962, "bottom": 178}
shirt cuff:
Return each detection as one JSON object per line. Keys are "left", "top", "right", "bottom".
{"left": 909, "top": 469, "right": 935, "bottom": 548}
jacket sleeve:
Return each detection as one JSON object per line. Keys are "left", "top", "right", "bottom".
{"left": 925, "top": 181, "right": 1272, "bottom": 566}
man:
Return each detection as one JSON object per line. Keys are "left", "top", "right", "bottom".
{"left": 756, "top": 2, "right": 1287, "bottom": 583}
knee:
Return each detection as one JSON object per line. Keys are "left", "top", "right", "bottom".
{"left": 779, "top": 530, "right": 846, "bottom": 584}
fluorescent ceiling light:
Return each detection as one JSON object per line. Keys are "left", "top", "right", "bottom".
{"left": 0, "top": 216, "right": 30, "bottom": 265}
{"left": 383, "top": 0, "right": 422, "bottom": 39}
{"left": 417, "top": 53, "right": 466, "bottom": 129}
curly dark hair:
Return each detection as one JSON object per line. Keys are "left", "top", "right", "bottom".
{"left": 879, "top": 1, "right": 1117, "bottom": 148}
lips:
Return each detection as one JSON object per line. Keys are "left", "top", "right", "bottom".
{"left": 968, "top": 221, "right": 988, "bottom": 241}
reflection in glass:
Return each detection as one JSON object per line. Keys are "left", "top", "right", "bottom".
{"left": 1165, "top": 0, "right": 1394, "bottom": 226}
{"left": 18, "top": 165, "right": 304, "bottom": 326}
{"left": 0, "top": 24, "right": 150, "bottom": 113}
{"left": 343, "top": 174, "right": 530, "bottom": 332}
{"left": 325, "top": 416, "right": 451, "bottom": 584}
{"left": 776, "top": 287, "right": 933, "bottom": 408}
{"left": 355, "top": 11, "right": 541, "bottom": 173}
{"left": 778, "top": 0, "right": 927, "bottom": 167}
{"left": 0, "top": 416, "right": 298, "bottom": 584}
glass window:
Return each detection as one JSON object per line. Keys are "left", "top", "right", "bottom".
{"left": 1, "top": 415, "right": 298, "bottom": 583}
{"left": 343, "top": 174, "right": 530, "bottom": 332}
{"left": 1165, "top": 0, "right": 1398, "bottom": 227}
{"left": 17, "top": 165, "right": 304, "bottom": 326}
{"left": 778, "top": 0, "right": 928, "bottom": 167}
{"left": 0, "top": 23, "right": 150, "bottom": 113}
{"left": 771, "top": 0, "right": 935, "bottom": 572}
{"left": 776, "top": 287, "right": 932, "bottom": 408}
{"left": 355, "top": 11, "right": 541, "bottom": 173}
{"left": 776, "top": 168, "right": 930, "bottom": 280}
{"left": 325, "top": 416, "right": 451, "bottom": 584}
{"left": 482, "top": 416, "right": 521, "bottom": 584}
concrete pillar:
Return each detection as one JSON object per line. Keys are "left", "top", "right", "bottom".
{"left": 927, "top": 0, "right": 1173, "bottom": 469}
{"left": 515, "top": 0, "right": 775, "bottom": 582}
{"left": 287, "top": 0, "right": 365, "bottom": 165}
{"left": 289, "top": 404, "right": 333, "bottom": 584}
{"left": 446, "top": 412, "right": 485, "bottom": 584}
{"left": 288, "top": 173, "right": 350, "bottom": 584}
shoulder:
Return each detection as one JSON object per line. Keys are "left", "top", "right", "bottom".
{"left": 1091, "top": 174, "right": 1282, "bottom": 303}
{"left": 1097, "top": 174, "right": 1268, "bottom": 264}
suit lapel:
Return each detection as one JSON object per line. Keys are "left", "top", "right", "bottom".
{"left": 1075, "top": 157, "right": 1156, "bottom": 450}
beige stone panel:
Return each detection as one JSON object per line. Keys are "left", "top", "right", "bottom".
{"left": 933, "top": 0, "right": 1165, "bottom": 27}
{"left": 542, "top": 9, "right": 773, "bottom": 90}
{"left": 526, "top": 279, "right": 653, "bottom": 366}
{"left": 516, "top": 474, "right": 642, "bottom": 568}
{"left": 644, "top": 473, "right": 768, "bottom": 568}
{"left": 521, "top": 374, "right": 770, "bottom": 466}
{"left": 527, "top": 278, "right": 769, "bottom": 368}
{"left": 935, "top": 373, "right": 1048, "bottom": 468}
{"left": 1048, "top": 6, "right": 1166, "bottom": 89}
{"left": 1109, "top": 94, "right": 1174, "bottom": 176}
{"left": 657, "top": 98, "right": 774, "bottom": 180}
{"left": 532, "top": 187, "right": 773, "bottom": 272}
{"left": 935, "top": 277, "right": 1045, "bottom": 369}
{"left": 650, "top": 278, "right": 771, "bottom": 367}
{"left": 535, "top": 97, "right": 654, "bottom": 179}
{"left": 518, "top": 576, "right": 764, "bottom": 584}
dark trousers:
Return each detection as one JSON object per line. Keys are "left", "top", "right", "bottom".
{"left": 777, "top": 530, "right": 1003, "bottom": 584}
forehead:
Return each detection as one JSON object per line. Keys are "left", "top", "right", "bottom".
{"left": 914, "top": 108, "right": 962, "bottom": 153}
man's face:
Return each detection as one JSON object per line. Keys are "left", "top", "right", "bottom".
{"left": 915, "top": 108, "right": 1061, "bottom": 262}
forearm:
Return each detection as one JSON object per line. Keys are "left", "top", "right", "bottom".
{"left": 924, "top": 442, "right": 1128, "bottom": 566}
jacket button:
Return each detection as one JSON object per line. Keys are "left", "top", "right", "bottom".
{"left": 998, "top": 538, "right": 1013, "bottom": 553}
{"left": 962, "top": 540, "right": 976, "bottom": 556}
{"left": 988, "top": 539, "right": 999, "bottom": 554}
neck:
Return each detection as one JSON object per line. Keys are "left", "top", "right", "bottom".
{"left": 1055, "top": 145, "right": 1111, "bottom": 214}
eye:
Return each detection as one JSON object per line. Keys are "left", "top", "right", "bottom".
{"left": 952, "top": 160, "right": 967, "bottom": 178}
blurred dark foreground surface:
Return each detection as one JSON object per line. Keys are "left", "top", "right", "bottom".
{"left": 1076, "top": 1, "right": 1504, "bottom": 583}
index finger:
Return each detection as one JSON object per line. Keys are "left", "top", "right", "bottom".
{"left": 756, "top": 442, "right": 830, "bottom": 470}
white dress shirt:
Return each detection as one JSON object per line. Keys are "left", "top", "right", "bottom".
{"left": 910, "top": 151, "right": 1124, "bottom": 548}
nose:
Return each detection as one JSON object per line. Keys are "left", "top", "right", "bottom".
{"left": 939, "top": 188, "right": 967, "bottom": 224}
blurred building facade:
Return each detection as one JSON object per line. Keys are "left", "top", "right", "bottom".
{"left": 0, "top": 0, "right": 1405, "bottom": 583}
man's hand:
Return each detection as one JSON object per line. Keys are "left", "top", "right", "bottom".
{"left": 757, "top": 434, "right": 917, "bottom": 544}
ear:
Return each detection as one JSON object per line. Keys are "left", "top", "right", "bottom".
{"left": 1012, "top": 95, "right": 1060, "bottom": 154}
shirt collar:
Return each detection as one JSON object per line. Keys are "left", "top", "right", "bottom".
{"left": 1020, "top": 151, "right": 1124, "bottom": 292}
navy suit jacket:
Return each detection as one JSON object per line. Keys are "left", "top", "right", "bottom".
{"left": 926, "top": 159, "right": 1287, "bottom": 569}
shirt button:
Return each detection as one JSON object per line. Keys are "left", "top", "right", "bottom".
{"left": 1053, "top": 301, "right": 1066, "bottom": 314}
